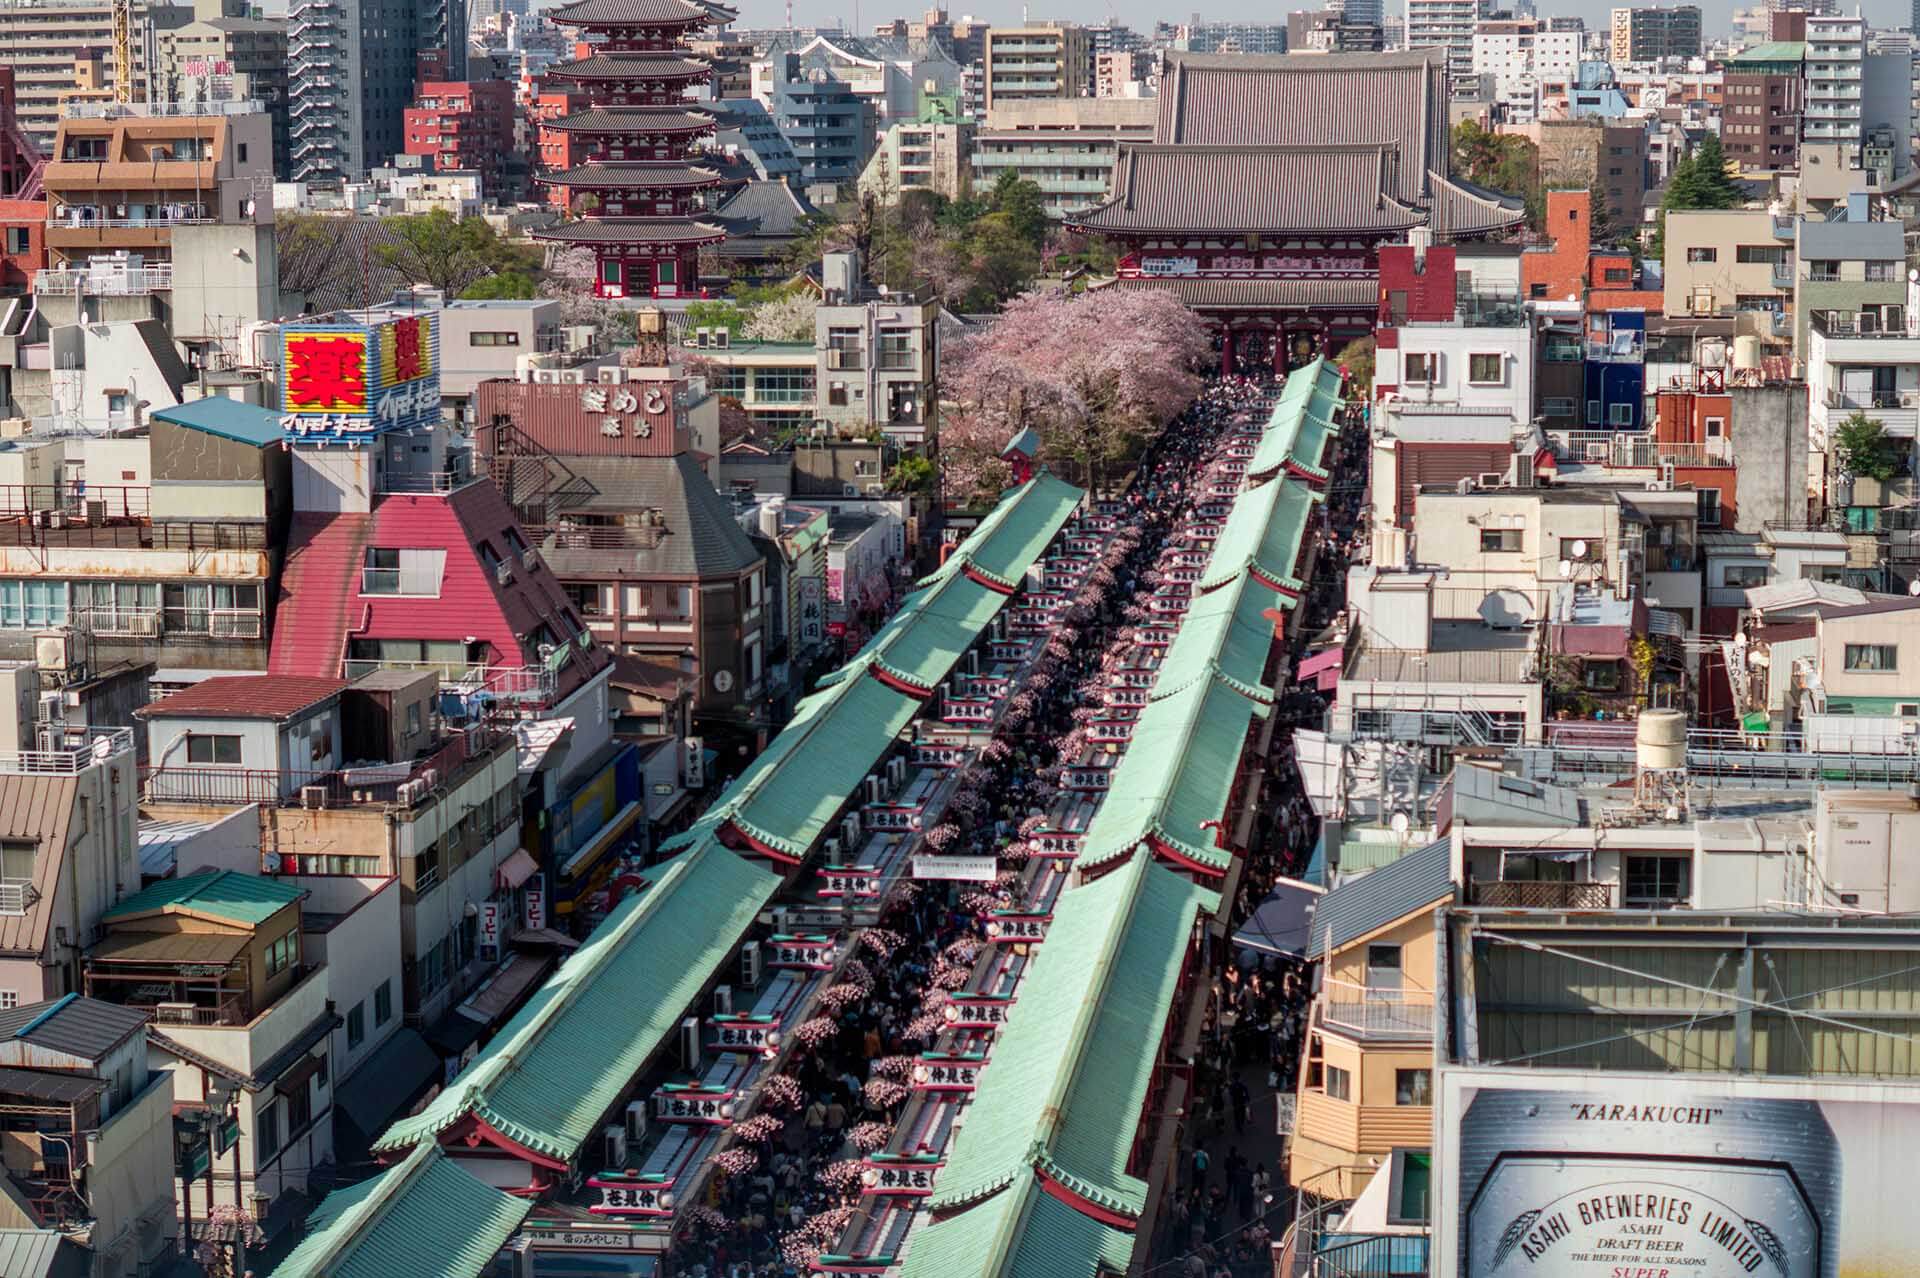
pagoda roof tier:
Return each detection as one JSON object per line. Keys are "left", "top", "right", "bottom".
{"left": 543, "top": 106, "right": 715, "bottom": 135}
{"left": 1069, "top": 144, "right": 1426, "bottom": 237}
{"left": 1093, "top": 277, "right": 1378, "bottom": 311}
{"left": 538, "top": 163, "right": 723, "bottom": 189}
{"left": 531, "top": 218, "right": 728, "bottom": 246}
{"left": 546, "top": 53, "right": 712, "bottom": 82}
{"left": 548, "top": 0, "right": 731, "bottom": 27}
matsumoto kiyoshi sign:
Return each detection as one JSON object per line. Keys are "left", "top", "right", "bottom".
{"left": 1434, "top": 1072, "right": 1920, "bottom": 1278}
{"left": 280, "top": 313, "right": 441, "bottom": 441}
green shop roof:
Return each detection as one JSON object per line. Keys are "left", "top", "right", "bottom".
{"left": 101, "top": 870, "right": 304, "bottom": 928}
{"left": 267, "top": 1144, "right": 531, "bottom": 1278}
{"left": 928, "top": 472, "right": 1084, "bottom": 590}
{"left": 374, "top": 841, "right": 779, "bottom": 1162}
{"left": 664, "top": 672, "right": 921, "bottom": 859}
{"left": 149, "top": 396, "right": 284, "bottom": 448}
{"left": 1251, "top": 357, "right": 1343, "bottom": 480}
{"left": 1153, "top": 572, "right": 1281, "bottom": 706}
{"left": 1198, "top": 474, "right": 1322, "bottom": 597}
{"left": 1077, "top": 677, "right": 1269, "bottom": 875}
{"left": 901, "top": 1165, "right": 1135, "bottom": 1278}
{"left": 821, "top": 566, "right": 1010, "bottom": 693}
{"left": 926, "top": 849, "right": 1217, "bottom": 1228}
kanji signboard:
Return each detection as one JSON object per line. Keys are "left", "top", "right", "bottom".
{"left": 281, "top": 314, "right": 441, "bottom": 441}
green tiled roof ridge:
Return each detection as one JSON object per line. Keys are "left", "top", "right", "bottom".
{"left": 279, "top": 1144, "right": 435, "bottom": 1276}
{"left": 375, "top": 844, "right": 717, "bottom": 1151}
{"left": 1149, "top": 658, "right": 1272, "bottom": 708}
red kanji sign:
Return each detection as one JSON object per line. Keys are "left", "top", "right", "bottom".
{"left": 284, "top": 334, "right": 368, "bottom": 412}
{"left": 390, "top": 316, "right": 425, "bottom": 382}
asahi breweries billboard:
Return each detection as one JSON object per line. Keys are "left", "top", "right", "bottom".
{"left": 1436, "top": 1070, "right": 1920, "bottom": 1278}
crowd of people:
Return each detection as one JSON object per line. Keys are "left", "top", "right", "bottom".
{"left": 663, "top": 370, "right": 1365, "bottom": 1278}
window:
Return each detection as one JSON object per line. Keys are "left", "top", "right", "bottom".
{"left": 1686, "top": 247, "right": 1717, "bottom": 263}
{"left": 1395, "top": 1069, "right": 1432, "bottom": 1106}
{"left": 265, "top": 930, "right": 299, "bottom": 977}
{"left": 1543, "top": 397, "right": 1577, "bottom": 417}
{"left": 346, "top": 1002, "right": 365, "bottom": 1049}
{"left": 1603, "top": 267, "right": 1630, "bottom": 283}
{"left": 256, "top": 1101, "right": 281, "bottom": 1159}
{"left": 754, "top": 368, "right": 814, "bottom": 403}
{"left": 2, "top": 228, "right": 25, "bottom": 256}
{"left": 1582, "top": 659, "right": 1623, "bottom": 691}
{"left": 469, "top": 331, "right": 521, "bottom": 347}
{"left": 1735, "top": 245, "right": 1786, "bottom": 265}
{"left": 0, "top": 580, "right": 67, "bottom": 629}
{"left": 1608, "top": 402, "right": 1635, "bottom": 425}
{"left": 361, "top": 548, "right": 446, "bottom": 596}
{"left": 374, "top": 980, "right": 393, "bottom": 1026}
{"left": 1403, "top": 352, "right": 1437, "bottom": 383}
{"left": 1625, "top": 855, "right": 1691, "bottom": 907}
{"left": 1479, "top": 528, "right": 1523, "bottom": 553}
{"left": 1866, "top": 261, "right": 1900, "bottom": 282}
{"left": 186, "top": 735, "right": 243, "bottom": 765}
{"left": 876, "top": 329, "right": 914, "bottom": 370}
{"left": 0, "top": 992, "right": 16, "bottom": 1011}
{"left": 1324, "top": 1064, "right": 1351, "bottom": 1102}
{"left": 1844, "top": 643, "right": 1898, "bottom": 672}
{"left": 1699, "top": 489, "right": 1722, "bottom": 527}
{"left": 1467, "top": 352, "right": 1503, "bottom": 384}
{"left": 1723, "top": 564, "right": 1767, "bottom": 588}
{"left": 1807, "top": 260, "right": 1840, "bottom": 282}
{"left": 1388, "top": 1150, "right": 1433, "bottom": 1226}
{"left": 237, "top": 142, "right": 249, "bottom": 163}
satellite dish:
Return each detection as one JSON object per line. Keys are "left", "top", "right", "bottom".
{"left": 1571, "top": 539, "right": 1589, "bottom": 559}
{"left": 1390, "top": 811, "right": 1411, "bottom": 837}
{"left": 1908, "top": 580, "right": 1920, "bottom": 596}
{"left": 1559, "top": 559, "right": 1574, "bottom": 579}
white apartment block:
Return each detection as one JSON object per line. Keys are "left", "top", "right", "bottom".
{"left": 1471, "top": 18, "right": 1582, "bottom": 119}
{"left": 1408, "top": 0, "right": 1491, "bottom": 87}
{"left": 1803, "top": 12, "right": 1865, "bottom": 149}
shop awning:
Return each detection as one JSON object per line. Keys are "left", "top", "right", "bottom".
{"left": 334, "top": 1028, "right": 441, "bottom": 1138}
{"left": 1232, "top": 878, "right": 1323, "bottom": 959}
{"left": 1297, "top": 647, "right": 1342, "bottom": 680}
{"left": 456, "top": 951, "right": 556, "bottom": 1027}
{"left": 560, "top": 800, "right": 643, "bottom": 879}
{"left": 495, "top": 848, "right": 540, "bottom": 891}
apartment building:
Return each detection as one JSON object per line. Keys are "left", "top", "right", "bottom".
{"left": 1802, "top": 12, "right": 1865, "bottom": 153}
{"left": 287, "top": 0, "right": 433, "bottom": 184}
{"left": 983, "top": 21, "right": 1092, "bottom": 109}
{"left": 1174, "top": 20, "right": 1292, "bottom": 52}
{"left": 815, "top": 250, "right": 939, "bottom": 440}
{"left": 969, "top": 96, "right": 1155, "bottom": 217}
{"left": 39, "top": 100, "right": 273, "bottom": 278}
{"left": 1721, "top": 39, "right": 1804, "bottom": 173}
{"left": 760, "top": 51, "right": 877, "bottom": 189}
{"left": 0, "top": 0, "right": 196, "bottom": 146}
{"left": 1406, "top": 0, "right": 1491, "bottom": 89}
{"left": 404, "top": 78, "right": 516, "bottom": 199}
{"left": 860, "top": 115, "right": 972, "bottom": 204}
{"left": 1470, "top": 17, "right": 1582, "bottom": 120}
{"left": 153, "top": 11, "right": 290, "bottom": 181}
{"left": 1792, "top": 204, "right": 1904, "bottom": 358}
{"left": 752, "top": 33, "right": 961, "bottom": 137}
{"left": 1662, "top": 207, "right": 1793, "bottom": 319}
{"left": 1607, "top": 3, "right": 1701, "bottom": 61}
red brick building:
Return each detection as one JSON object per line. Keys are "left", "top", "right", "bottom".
{"left": 405, "top": 79, "right": 518, "bottom": 197}
{"left": 0, "top": 198, "right": 44, "bottom": 291}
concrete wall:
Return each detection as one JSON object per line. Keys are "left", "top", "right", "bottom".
{"left": 1727, "top": 384, "right": 1810, "bottom": 532}
{"left": 1816, "top": 609, "right": 1920, "bottom": 704}
{"left": 304, "top": 877, "right": 402, "bottom": 1083}
{"left": 1378, "top": 324, "right": 1534, "bottom": 417}
{"left": 168, "top": 221, "right": 279, "bottom": 348}
{"left": 1662, "top": 209, "right": 1786, "bottom": 316}
{"left": 87, "top": 1072, "right": 177, "bottom": 1273}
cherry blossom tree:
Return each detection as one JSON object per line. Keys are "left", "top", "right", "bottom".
{"left": 941, "top": 286, "right": 1210, "bottom": 503}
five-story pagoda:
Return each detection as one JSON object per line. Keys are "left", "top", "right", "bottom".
{"left": 534, "top": 0, "right": 733, "bottom": 299}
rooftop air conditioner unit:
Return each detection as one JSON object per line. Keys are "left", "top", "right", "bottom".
{"left": 823, "top": 836, "right": 843, "bottom": 864}
{"left": 1477, "top": 473, "right": 1503, "bottom": 488}
{"left": 624, "top": 1100, "right": 648, "bottom": 1143}
{"left": 843, "top": 484, "right": 858, "bottom": 497}
{"left": 843, "top": 811, "right": 863, "bottom": 846}
{"left": 598, "top": 367, "right": 621, "bottom": 383}
{"left": 713, "top": 984, "right": 733, "bottom": 1015}
{"left": 301, "top": 785, "right": 328, "bottom": 809}
{"left": 865, "top": 484, "right": 886, "bottom": 496}
{"left": 679, "top": 1017, "right": 701, "bottom": 1069}
{"left": 603, "top": 1125, "right": 627, "bottom": 1169}
{"left": 887, "top": 757, "right": 905, "bottom": 790}
{"left": 1456, "top": 476, "right": 1476, "bottom": 495}
{"left": 966, "top": 650, "right": 980, "bottom": 676}
{"left": 739, "top": 941, "right": 763, "bottom": 990}
{"left": 863, "top": 775, "right": 883, "bottom": 805}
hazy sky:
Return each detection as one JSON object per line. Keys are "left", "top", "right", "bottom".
{"left": 726, "top": 0, "right": 1914, "bottom": 43}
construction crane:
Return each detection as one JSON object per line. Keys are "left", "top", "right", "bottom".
{"left": 112, "top": 0, "right": 134, "bottom": 104}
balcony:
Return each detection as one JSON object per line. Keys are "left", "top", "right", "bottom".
{"left": 1470, "top": 880, "right": 1615, "bottom": 909}
{"left": 0, "top": 727, "right": 133, "bottom": 777}
{"left": 1321, "top": 987, "right": 1433, "bottom": 1040}
{"left": 34, "top": 263, "right": 172, "bottom": 296}
{"left": 140, "top": 725, "right": 508, "bottom": 808}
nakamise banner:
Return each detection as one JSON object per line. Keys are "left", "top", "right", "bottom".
{"left": 1436, "top": 1070, "right": 1920, "bottom": 1278}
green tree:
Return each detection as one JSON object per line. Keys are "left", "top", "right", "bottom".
{"left": 1833, "top": 410, "right": 1905, "bottom": 482}
{"left": 885, "top": 454, "right": 935, "bottom": 493}
{"left": 987, "top": 169, "right": 1048, "bottom": 248}
{"left": 1450, "top": 120, "right": 1544, "bottom": 231}
{"left": 1334, "top": 337, "right": 1375, "bottom": 401}
{"left": 375, "top": 210, "right": 533, "bottom": 296}
{"left": 1687, "top": 133, "right": 1742, "bottom": 207}
{"left": 459, "top": 271, "right": 537, "bottom": 300}
{"left": 683, "top": 299, "right": 750, "bottom": 335}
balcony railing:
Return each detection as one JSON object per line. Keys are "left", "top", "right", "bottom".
{"left": 142, "top": 726, "right": 506, "bottom": 807}
{"left": 339, "top": 659, "right": 557, "bottom": 703}
{"left": 65, "top": 99, "right": 264, "bottom": 119}
{"left": 0, "top": 727, "right": 134, "bottom": 778}
{"left": 34, "top": 264, "right": 173, "bottom": 296}
{"left": 1321, "top": 986, "right": 1434, "bottom": 1040}
{"left": 1470, "top": 880, "right": 1615, "bottom": 909}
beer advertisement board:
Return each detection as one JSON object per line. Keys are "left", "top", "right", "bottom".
{"left": 1434, "top": 1068, "right": 1920, "bottom": 1278}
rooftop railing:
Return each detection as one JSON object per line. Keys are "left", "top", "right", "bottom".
{"left": 0, "top": 727, "right": 134, "bottom": 776}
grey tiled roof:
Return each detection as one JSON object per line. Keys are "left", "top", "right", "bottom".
{"left": 542, "top": 107, "right": 714, "bottom": 134}
{"left": 1074, "top": 144, "right": 1425, "bottom": 235}
{"left": 537, "top": 164, "right": 721, "bottom": 188}
{"left": 547, "top": 53, "right": 710, "bottom": 80}
{"left": 0, "top": 995, "right": 150, "bottom": 1063}
{"left": 544, "top": 454, "right": 763, "bottom": 578}
{"left": 529, "top": 218, "right": 727, "bottom": 245}
{"left": 1310, "top": 836, "right": 1453, "bottom": 956}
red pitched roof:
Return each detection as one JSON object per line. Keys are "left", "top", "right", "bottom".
{"left": 137, "top": 675, "right": 347, "bottom": 720}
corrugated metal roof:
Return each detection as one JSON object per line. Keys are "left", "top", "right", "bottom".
{"left": 924, "top": 850, "right": 1215, "bottom": 1229}
{"left": 1310, "top": 837, "right": 1453, "bottom": 956}
{"left": 0, "top": 1230, "right": 83, "bottom": 1278}
{"left": 0, "top": 775, "right": 76, "bottom": 961}
{"left": 1450, "top": 764, "right": 1582, "bottom": 828}
{"left": 149, "top": 396, "right": 283, "bottom": 447}
{"left": 0, "top": 1066, "right": 106, "bottom": 1105}
{"left": 374, "top": 841, "right": 779, "bottom": 1162}
{"left": 135, "top": 675, "right": 345, "bottom": 721}
{"left": 103, "top": 870, "right": 303, "bottom": 927}
{"left": 1077, "top": 678, "right": 1269, "bottom": 875}
{"left": 267, "top": 1144, "right": 531, "bottom": 1278}
{"left": 0, "top": 996, "right": 148, "bottom": 1062}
